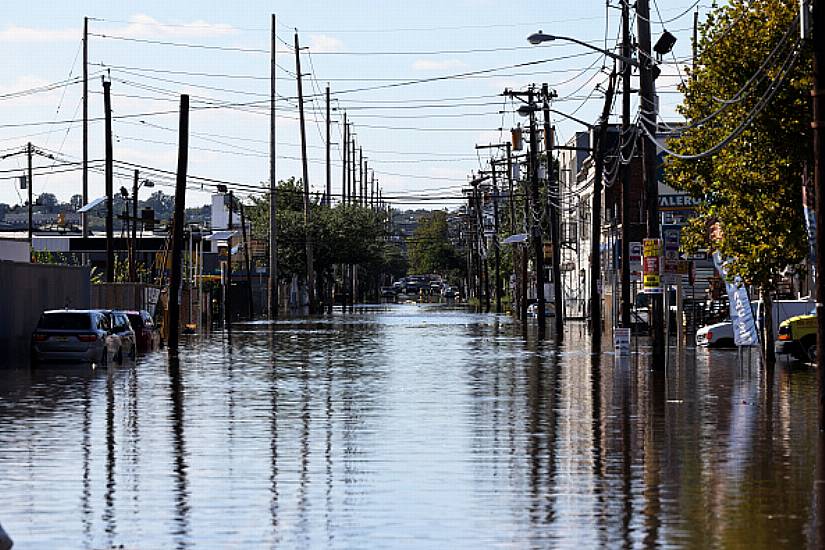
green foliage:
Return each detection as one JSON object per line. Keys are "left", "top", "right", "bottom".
{"left": 665, "top": 0, "right": 812, "bottom": 287}
{"left": 407, "top": 211, "right": 463, "bottom": 277}
{"left": 246, "top": 178, "right": 396, "bottom": 281}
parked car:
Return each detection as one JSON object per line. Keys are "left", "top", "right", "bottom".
{"left": 775, "top": 309, "right": 817, "bottom": 362}
{"left": 107, "top": 310, "right": 136, "bottom": 360}
{"left": 695, "top": 321, "right": 738, "bottom": 348}
{"left": 31, "top": 309, "right": 122, "bottom": 364}
{"left": 125, "top": 310, "right": 161, "bottom": 353}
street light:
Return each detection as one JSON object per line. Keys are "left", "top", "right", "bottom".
{"left": 528, "top": 31, "right": 640, "bottom": 68}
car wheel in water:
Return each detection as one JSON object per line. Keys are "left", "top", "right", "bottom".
{"left": 807, "top": 343, "right": 817, "bottom": 363}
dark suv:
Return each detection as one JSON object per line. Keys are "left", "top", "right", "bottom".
{"left": 31, "top": 310, "right": 122, "bottom": 364}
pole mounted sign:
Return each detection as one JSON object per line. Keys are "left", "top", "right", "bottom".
{"left": 643, "top": 238, "right": 662, "bottom": 293}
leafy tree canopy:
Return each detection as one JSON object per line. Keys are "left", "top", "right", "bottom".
{"left": 665, "top": 0, "right": 812, "bottom": 287}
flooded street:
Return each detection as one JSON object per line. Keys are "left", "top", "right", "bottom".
{"left": 0, "top": 304, "right": 822, "bottom": 548}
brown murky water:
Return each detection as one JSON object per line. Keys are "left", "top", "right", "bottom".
{"left": 0, "top": 303, "right": 821, "bottom": 548}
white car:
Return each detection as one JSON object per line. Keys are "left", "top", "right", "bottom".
{"left": 695, "top": 321, "right": 736, "bottom": 348}
{"left": 527, "top": 302, "right": 555, "bottom": 318}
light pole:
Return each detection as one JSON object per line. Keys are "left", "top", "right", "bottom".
{"left": 528, "top": 31, "right": 640, "bottom": 68}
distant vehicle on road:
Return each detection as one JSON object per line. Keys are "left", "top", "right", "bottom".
{"left": 31, "top": 310, "right": 122, "bottom": 365}
{"left": 380, "top": 286, "right": 398, "bottom": 300}
{"left": 125, "top": 310, "right": 161, "bottom": 353}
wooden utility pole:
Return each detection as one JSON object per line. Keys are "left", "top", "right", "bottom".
{"left": 342, "top": 114, "right": 348, "bottom": 204}
{"left": 240, "top": 202, "right": 254, "bottom": 319}
{"left": 294, "top": 31, "right": 316, "bottom": 313}
{"left": 130, "top": 169, "right": 138, "bottom": 282}
{"left": 592, "top": 71, "right": 617, "bottom": 355}
{"left": 359, "top": 147, "right": 364, "bottom": 206}
{"left": 167, "top": 94, "right": 189, "bottom": 352}
{"left": 528, "top": 87, "right": 547, "bottom": 338}
{"left": 812, "top": 0, "right": 825, "bottom": 427}
{"left": 82, "top": 16, "right": 89, "bottom": 239}
{"left": 492, "top": 165, "right": 502, "bottom": 314}
{"left": 269, "top": 13, "right": 279, "bottom": 319}
{"left": 621, "top": 0, "right": 633, "bottom": 328}
{"left": 326, "top": 84, "right": 331, "bottom": 207}
{"left": 27, "top": 142, "right": 33, "bottom": 244}
{"left": 226, "top": 192, "right": 234, "bottom": 328}
{"left": 543, "top": 84, "right": 564, "bottom": 342}
{"left": 637, "top": 0, "right": 665, "bottom": 365}
{"left": 103, "top": 77, "right": 114, "bottom": 282}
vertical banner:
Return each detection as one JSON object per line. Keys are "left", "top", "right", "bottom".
{"left": 643, "top": 238, "right": 662, "bottom": 294}
{"left": 802, "top": 167, "right": 817, "bottom": 269}
{"left": 713, "top": 252, "right": 759, "bottom": 347}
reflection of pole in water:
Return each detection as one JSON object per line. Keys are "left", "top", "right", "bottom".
{"left": 296, "top": 348, "right": 311, "bottom": 542}
{"left": 641, "top": 368, "right": 665, "bottom": 547}
{"left": 81, "top": 377, "right": 92, "bottom": 546}
{"left": 168, "top": 354, "right": 190, "bottom": 548}
{"left": 325, "top": 349, "right": 334, "bottom": 545}
{"left": 591, "top": 353, "right": 606, "bottom": 541}
{"left": 103, "top": 369, "right": 117, "bottom": 543}
{"left": 269, "top": 327, "right": 280, "bottom": 545}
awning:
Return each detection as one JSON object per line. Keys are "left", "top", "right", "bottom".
{"left": 76, "top": 196, "right": 106, "bottom": 213}
{"left": 204, "top": 230, "right": 238, "bottom": 241}
{"left": 503, "top": 233, "right": 528, "bottom": 244}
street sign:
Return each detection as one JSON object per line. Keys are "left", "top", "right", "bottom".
{"left": 643, "top": 238, "right": 663, "bottom": 294}
{"left": 630, "top": 241, "right": 642, "bottom": 282}
{"left": 614, "top": 327, "right": 631, "bottom": 355}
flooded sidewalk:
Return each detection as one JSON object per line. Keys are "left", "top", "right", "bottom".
{"left": 0, "top": 303, "right": 822, "bottom": 548}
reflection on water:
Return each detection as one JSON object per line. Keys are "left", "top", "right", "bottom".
{"left": 0, "top": 304, "right": 822, "bottom": 548}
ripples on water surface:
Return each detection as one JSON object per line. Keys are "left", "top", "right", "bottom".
{"left": 0, "top": 304, "right": 821, "bottom": 548}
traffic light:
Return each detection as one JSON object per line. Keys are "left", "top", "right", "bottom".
{"left": 141, "top": 207, "right": 155, "bottom": 231}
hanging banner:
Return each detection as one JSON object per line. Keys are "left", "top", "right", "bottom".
{"left": 713, "top": 252, "right": 759, "bottom": 347}
{"left": 643, "top": 238, "right": 662, "bottom": 293}
{"left": 803, "top": 168, "right": 817, "bottom": 267}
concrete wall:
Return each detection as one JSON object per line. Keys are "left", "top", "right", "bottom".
{"left": 0, "top": 261, "right": 90, "bottom": 366}
{"left": 0, "top": 239, "right": 29, "bottom": 262}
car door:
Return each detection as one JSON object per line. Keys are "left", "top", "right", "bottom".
{"left": 97, "top": 313, "right": 118, "bottom": 361}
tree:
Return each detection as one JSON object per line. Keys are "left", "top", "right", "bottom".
{"left": 666, "top": 0, "right": 812, "bottom": 363}
{"left": 36, "top": 192, "right": 58, "bottom": 212}
{"left": 407, "top": 211, "right": 462, "bottom": 277}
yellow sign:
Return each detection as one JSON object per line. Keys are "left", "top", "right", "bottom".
{"left": 644, "top": 273, "right": 661, "bottom": 289}
{"left": 643, "top": 238, "right": 662, "bottom": 257}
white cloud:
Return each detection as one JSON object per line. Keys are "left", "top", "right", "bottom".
{"left": 0, "top": 25, "right": 78, "bottom": 42}
{"left": 308, "top": 34, "right": 344, "bottom": 53}
{"left": 117, "top": 14, "right": 236, "bottom": 39}
{"left": 0, "top": 14, "right": 235, "bottom": 43}
{"left": 412, "top": 59, "right": 465, "bottom": 71}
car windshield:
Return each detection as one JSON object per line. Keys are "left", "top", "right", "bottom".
{"left": 38, "top": 313, "right": 91, "bottom": 330}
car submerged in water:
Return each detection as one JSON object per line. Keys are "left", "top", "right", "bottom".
{"left": 31, "top": 310, "right": 124, "bottom": 364}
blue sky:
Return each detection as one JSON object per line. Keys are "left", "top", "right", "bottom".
{"left": 0, "top": 0, "right": 707, "bottom": 209}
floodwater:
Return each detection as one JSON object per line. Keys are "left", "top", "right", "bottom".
{"left": 1, "top": 303, "right": 824, "bottom": 548}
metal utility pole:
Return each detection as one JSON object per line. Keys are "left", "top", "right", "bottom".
{"left": 269, "top": 13, "right": 279, "bottom": 320}
{"left": 294, "top": 31, "right": 316, "bottom": 313}
{"left": 591, "top": 71, "right": 617, "bottom": 355}
{"left": 131, "top": 169, "right": 138, "bottom": 282}
{"left": 527, "top": 87, "right": 547, "bottom": 338}
{"left": 27, "top": 142, "right": 33, "bottom": 243}
{"left": 543, "top": 84, "right": 564, "bottom": 342}
{"left": 167, "top": 94, "right": 189, "bottom": 352}
{"left": 326, "top": 84, "right": 331, "bottom": 207}
{"left": 812, "top": 0, "right": 825, "bottom": 427}
{"left": 103, "top": 77, "right": 114, "bottom": 282}
{"left": 351, "top": 136, "right": 357, "bottom": 205}
{"left": 82, "top": 16, "right": 89, "bottom": 239}
{"left": 637, "top": 0, "right": 665, "bottom": 365}
{"left": 621, "top": 0, "right": 633, "bottom": 328}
